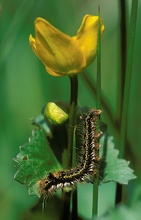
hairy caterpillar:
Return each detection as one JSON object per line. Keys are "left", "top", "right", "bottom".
{"left": 38, "top": 109, "right": 102, "bottom": 197}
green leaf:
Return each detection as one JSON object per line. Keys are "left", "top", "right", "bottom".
{"left": 14, "top": 128, "right": 62, "bottom": 197}
{"left": 100, "top": 135, "right": 136, "bottom": 184}
{"left": 95, "top": 205, "right": 141, "bottom": 220}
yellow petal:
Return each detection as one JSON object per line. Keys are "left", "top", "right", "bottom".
{"left": 45, "top": 66, "right": 62, "bottom": 77}
{"left": 33, "top": 18, "right": 86, "bottom": 76}
{"left": 75, "top": 14, "right": 105, "bottom": 66}
{"left": 29, "top": 15, "right": 104, "bottom": 76}
{"left": 29, "top": 34, "right": 39, "bottom": 56}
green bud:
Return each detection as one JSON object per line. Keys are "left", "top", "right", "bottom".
{"left": 44, "top": 102, "right": 69, "bottom": 125}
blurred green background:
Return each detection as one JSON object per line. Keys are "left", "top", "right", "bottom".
{"left": 0, "top": 0, "right": 141, "bottom": 219}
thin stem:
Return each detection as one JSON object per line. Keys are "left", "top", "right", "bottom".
{"left": 92, "top": 7, "right": 101, "bottom": 219}
{"left": 72, "top": 190, "right": 78, "bottom": 220}
{"left": 115, "top": 0, "right": 127, "bottom": 206}
{"left": 62, "top": 191, "right": 72, "bottom": 220}
{"left": 119, "top": 0, "right": 138, "bottom": 158}
{"left": 119, "top": 0, "right": 127, "bottom": 93}
{"left": 115, "top": 0, "right": 127, "bottom": 131}
{"left": 67, "top": 75, "right": 78, "bottom": 219}
{"left": 96, "top": 10, "right": 101, "bottom": 110}
{"left": 72, "top": 118, "right": 78, "bottom": 220}
{"left": 67, "top": 75, "right": 78, "bottom": 167}
{"left": 92, "top": 177, "right": 99, "bottom": 219}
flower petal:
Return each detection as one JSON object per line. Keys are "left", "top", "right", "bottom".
{"left": 29, "top": 15, "right": 105, "bottom": 76}
{"left": 75, "top": 15, "right": 105, "bottom": 66}
{"left": 29, "top": 34, "right": 39, "bottom": 57}
{"left": 34, "top": 18, "right": 86, "bottom": 76}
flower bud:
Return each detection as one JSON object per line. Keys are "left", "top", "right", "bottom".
{"left": 44, "top": 102, "right": 68, "bottom": 125}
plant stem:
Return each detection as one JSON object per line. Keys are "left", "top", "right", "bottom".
{"left": 119, "top": 0, "right": 138, "bottom": 158}
{"left": 72, "top": 190, "right": 78, "bottom": 220}
{"left": 68, "top": 75, "right": 78, "bottom": 167}
{"left": 92, "top": 7, "right": 101, "bottom": 219}
{"left": 92, "top": 177, "right": 99, "bottom": 219}
{"left": 116, "top": 0, "right": 127, "bottom": 131}
{"left": 67, "top": 75, "right": 78, "bottom": 219}
{"left": 115, "top": 0, "right": 127, "bottom": 206}
{"left": 96, "top": 15, "right": 101, "bottom": 110}
{"left": 62, "top": 191, "right": 72, "bottom": 220}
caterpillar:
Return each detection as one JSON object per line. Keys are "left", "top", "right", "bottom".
{"left": 38, "top": 109, "right": 102, "bottom": 197}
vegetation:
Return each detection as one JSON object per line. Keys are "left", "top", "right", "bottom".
{"left": 0, "top": 1, "right": 140, "bottom": 219}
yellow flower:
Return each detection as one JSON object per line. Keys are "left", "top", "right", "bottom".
{"left": 29, "top": 14, "right": 104, "bottom": 76}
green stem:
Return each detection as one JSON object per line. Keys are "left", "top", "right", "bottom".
{"left": 92, "top": 7, "right": 101, "bottom": 219}
{"left": 119, "top": 0, "right": 138, "bottom": 158}
{"left": 67, "top": 75, "right": 78, "bottom": 168}
{"left": 115, "top": 0, "right": 127, "bottom": 132}
{"left": 62, "top": 191, "right": 72, "bottom": 220}
{"left": 72, "top": 190, "right": 78, "bottom": 220}
{"left": 92, "top": 177, "right": 99, "bottom": 219}
{"left": 115, "top": 0, "right": 127, "bottom": 207}
{"left": 96, "top": 13, "right": 101, "bottom": 110}
{"left": 66, "top": 75, "right": 78, "bottom": 219}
